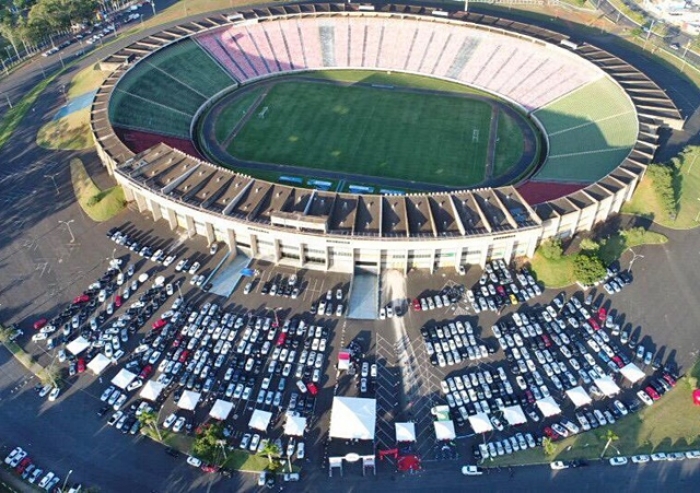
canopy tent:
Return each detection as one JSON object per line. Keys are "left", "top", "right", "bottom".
{"left": 502, "top": 405, "right": 528, "bottom": 425}
{"left": 87, "top": 353, "right": 111, "bottom": 376}
{"left": 209, "top": 399, "right": 234, "bottom": 421}
{"left": 620, "top": 363, "right": 646, "bottom": 384}
{"left": 177, "top": 390, "right": 201, "bottom": 411}
{"left": 431, "top": 405, "right": 451, "bottom": 422}
{"left": 397, "top": 454, "right": 421, "bottom": 472}
{"left": 595, "top": 376, "right": 621, "bottom": 397}
{"left": 395, "top": 422, "right": 416, "bottom": 443}
{"left": 338, "top": 351, "right": 351, "bottom": 371}
{"left": 284, "top": 414, "right": 307, "bottom": 437}
{"left": 468, "top": 413, "right": 493, "bottom": 434}
{"left": 66, "top": 336, "right": 90, "bottom": 356}
{"left": 329, "top": 397, "right": 376, "bottom": 440}
{"left": 111, "top": 368, "right": 137, "bottom": 390}
{"left": 536, "top": 396, "right": 561, "bottom": 417}
{"left": 139, "top": 380, "right": 165, "bottom": 402}
{"left": 249, "top": 409, "right": 273, "bottom": 431}
{"left": 433, "top": 420, "right": 456, "bottom": 440}
{"left": 566, "top": 386, "right": 592, "bottom": 408}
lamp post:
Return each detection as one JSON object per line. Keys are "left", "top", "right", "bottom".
{"left": 59, "top": 219, "right": 75, "bottom": 243}
{"left": 61, "top": 469, "right": 73, "bottom": 492}
{"left": 45, "top": 172, "right": 60, "bottom": 195}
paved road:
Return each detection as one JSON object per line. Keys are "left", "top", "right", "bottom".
{"left": 0, "top": 2, "right": 699, "bottom": 492}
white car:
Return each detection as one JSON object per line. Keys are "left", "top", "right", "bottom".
{"left": 173, "top": 417, "right": 186, "bottom": 433}
{"left": 188, "top": 262, "right": 201, "bottom": 275}
{"left": 296, "top": 442, "right": 305, "bottom": 459}
{"left": 186, "top": 456, "right": 202, "bottom": 468}
{"left": 550, "top": 461, "right": 569, "bottom": 470}
{"left": 631, "top": 455, "right": 650, "bottom": 463}
{"left": 609, "top": 456, "right": 629, "bottom": 466}
{"left": 461, "top": 465, "right": 484, "bottom": 476}
{"left": 4, "top": 447, "right": 24, "bottom": 465}
{"left": 48, "top": 387, "right": 60, "bottom": 401}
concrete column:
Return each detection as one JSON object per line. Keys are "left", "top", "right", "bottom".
{"left": 185, "top": 216, "right": 196, "bottom": 238}
{"left": 273, "top": 239, "right": 281, "bottom": 263}
{"left": 205, "top": 222, "right": 215, "bottom": 245}
{"left": 149, "top": 199, "right": 162, "bottom": 221}
{"left": 325, "top": 246, "right": 330, "bottom": 270}
{"left": 227, "top": 229, "right": 237, "bottom": 256}
{"left": 526, "top": 234, "right": 538, "bottom": 259}
{"left": 479, "top": 247, "right": 489, "bottom": 267}
{"left": 298, "top": 243, "right": 305, "bottom": 268}
{"left": 166, "top": 208, "right": 177, "bottom": 231}
{"left": 502, "top": 240, "right": 514, "bottom": 264}
{"left": 135, "top": 193, "right": 147, "bottom": 212}
{"left": 455, "top": 247, "right": 463, "bottom": 271}
{"left": 250, "top": 234, "right": 259, "bottom": 257}
{"left": 122, "top": 186, "right": 134, "bottom": 202}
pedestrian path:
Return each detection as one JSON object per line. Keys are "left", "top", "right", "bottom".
{"left": 53, "top": 90, "right": 97, "bottom": 120}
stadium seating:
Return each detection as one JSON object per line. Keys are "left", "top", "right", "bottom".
{"left": 281, "top": 20, "right": 307, "bottom": 70}
{"left": 195, "top": 33, "right": 249, "bottom": 81}
{"left": 262, "top": 21, "right": 293, "bottom": 72}
{"left": 334, "top": 17, "right": 349, "bottom": 68}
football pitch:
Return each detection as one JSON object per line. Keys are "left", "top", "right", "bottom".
{"left": 224, "top": 80, "right": 497, "bottom": 187}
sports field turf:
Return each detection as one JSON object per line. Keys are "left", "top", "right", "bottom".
{"left": 214, "top": 87, "right": 265, "bottom": 143}
{"left": 225, "top": 81, "right": 494, "bottom": 187}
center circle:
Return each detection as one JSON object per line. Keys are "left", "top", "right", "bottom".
{"left": 196, "top": 70, "right": 543, "bottom": 193}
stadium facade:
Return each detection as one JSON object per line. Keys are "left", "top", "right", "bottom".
{"left": 91, "top": 2, "right": 683, "bottom": 273}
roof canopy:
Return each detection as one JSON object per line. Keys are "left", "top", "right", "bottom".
{"left": 87, "top": 353, "right": 111, "bottom": 375}
{"left": 620, "top": 363, "right": 645, "bottom": 383}
{"left": 139, "top": 380, "right": 165, "bottom": 401}
{"left": 502, "top": 404, "right": 527, "bottom": 425}
{"left": 536, "top": 396, "right": 561, "bottom": 417}
{"left": 284, "top": 414, "right": 307, "bottom": 437}
{"left": 395, "top": 422, "right": 416, "bottom": 442}
{"left": 595, "top": 376, "right": 621, "bottom": 397}
{"left": 468, "top": 413, "right": 493, "bottom": 434}
{"left": 566, "top": 386, "right": 592, "bottom": 408}
{"left": 66, "top": 336, "right": 90, "bottom": 356}
{"left": 433, "top": 420, "right": 456, "bottom": 440}
{"left": 177, "top": 390, "right": 201, "bottom": 411}
{"left": 338, "top": 351, "right": 351, "bottom": 371}
{"left": 111, "top": 368, "right": 137, "bottom": 389}
{"left": 209, "top": 399, "right": 234, "bottom": 421}
{"left": 249, "top": 409, "right": 273, "bottom": 431}
{"left": 329, "top": 397, "right": 376, "bottom": 440}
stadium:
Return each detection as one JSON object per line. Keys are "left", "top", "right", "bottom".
{"left": 90, "top": 2, "right": 683, "bottom": 273}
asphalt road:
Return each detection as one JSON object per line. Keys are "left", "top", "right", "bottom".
{"left": 0, "top": 2, "right": 699, "bottom": 492}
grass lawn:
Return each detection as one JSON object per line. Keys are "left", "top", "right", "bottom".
{"left": 223, "top": 450, "right": 271, "bottom": 472}
{"left": 68, "top": 64, "right": 110, "bottom": 99}
{"left": 493, "top": 110, "right": 525, "bottom": 178}
{"left": 622, "top": 149, "right": 700, "bottom": 230}
{"left": 36, "top": 108, "right": 92, "bottom": 150}
{"left": 528, "top": 252, "right": 576, "bottom": 288}
{"left": 214, "top": 87, "right": 265, "bottom": 143}
{"left": 598, "top": 228, "right": 668, "bottom": 265}
{"left": 70, "top": 158, "right": 126, "bottom": 222}
{"left": 226, "top": 80, "right": 492, "bottom": 187}
{"left": 489, "top": 361, "right": 700, "bottom": 467}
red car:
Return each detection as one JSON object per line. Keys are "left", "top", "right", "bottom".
{"left": 588, "top": 318, "right": 600, "bottom": 331}
{"left": 77, "top": 357, "right": 86, "bottom": 373}
{"left": 276, "top": 332, "right": 287, "bottom": 347}
{"left": 139, "top": 365, "right": 153, "bottom": 379}
{"left": 306, "top": 382, "right": 318, "bottom": 396}
{"left": 612, "top": 355, "right": 624, "bottom": 368}
{"left": 412, "top": 299, "right": 421, "bottom": 311}
{"left": 33, "top": 318, "right": 48, "bottom": 330}
{"left": 114, "top": 295, "right": 123, "bottom": 308}
{"left": 16, "top": 457, "right": 31, "bottom": 474}
{"left": 201, "top": 464, "right": 220, "bottom": 473}
{"left": 597, "top": 307, "right": 607, "bottom": 322}
{"left": 541, "top": 334, "right": 552, "bottom": 348}
{"left": 178, "top": 350, "right": 190, "bottom": 363}
{"left": 645, "top": 386, "right": 660, "bottom": 401}
{"left": 152, "top": 319, "right": 167, "bottom": 330}
{"left": 73, "top": 294, "right": 90, "bottom": 304}
{"left": 662, "top": 373, "right": 677, "bottom": 387}
{"left": 543, "top": 426, "right": 560, "bottom": 441}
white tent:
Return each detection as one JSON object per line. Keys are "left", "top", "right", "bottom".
{"left": 395, "top": 422, "right": 416, "bottom": 442}
{"left": 66, "top": 336, "right": 90, "bottom": 356}
{"left": 536, "top": 396, "right": 561, "bottom": 417}
{"left": 566, "top": 386, "right": 592, "bottom": 408}
{"left": 433, "top": 420, "right": 456, "bottom": 440}
{"left": 177, "top": 390, "right": 201, "bottom": 411}
{"left": 111, "top": 368, "right": 137, "bottom": 390}
{"left": 329, "top": 397, "right": 376, "bottom": 440}
{"left": 620, "top": 363, "right": 646, "bottom": 384}
{"left": 502, "top": 405, "right": 528, "bottom": 425}
{"left": 284, "top": 414, "right": 307, "bottom": 437}
{"left": 139, "top": 380, "right": 165, "bottom": 402}
{"left": 87, "top": 353, "right": 111, "bottom": 376}
{"left": 468, "top": 413, "right": 493, "bottom": 434}
{"left": 338, "top": 351, "right": 351, "bottom": 371}
{"left": 249, "top": 409, "right": 273, "bottom": 431}
{"left": 595, "top": 376, "right": 621, "bottom": 397}
{"left": 209, "top": 399, "right": 234, "bottom": 421}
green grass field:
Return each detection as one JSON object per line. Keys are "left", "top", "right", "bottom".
{"left": 225, "top": 80, "right": 495, "bottom": 187}
{"left": 494, "top": 110, "right": 525, "bottom": 178}
{"left": 214, "top": 87, "right": 265, "bottom": 143}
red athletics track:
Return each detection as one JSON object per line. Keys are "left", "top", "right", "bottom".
{"left": 516, "top": 181, "right": 586, "bottom": 205}
{"left": 114, "top": 127, "right": 203, "bottom": 160}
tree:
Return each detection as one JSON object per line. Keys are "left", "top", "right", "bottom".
{"left": 192, "top": 422, "right": 225, "bottom": 464}
{"left": 258, "top": 440, "right": 280, "bottom": 465}
{"left": 646, "top": 162, "right": 676, "bottom": 218}
{"left": 579, "top": 238, "right": 599, "bottom": 253}
{"left": 538, "top": 238, "right": 563, "bottom": 260}
{"left": 573, "top": 253, "right": 606, "bottom": 285}
{"left": 542, "top": 437, "right": 555, "bottom": 457}
{"left": 138, "top": 409, "right": 162, "bottom": 442}
{"left": 599, "top": 429, "right": 619, "bottom": 458}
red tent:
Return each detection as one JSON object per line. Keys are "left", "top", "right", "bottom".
{"left": 397, "top": 455, "right": 421, "bottom": 472}
{"left": 693, "top": 389, "right": 700, "bottom": 406}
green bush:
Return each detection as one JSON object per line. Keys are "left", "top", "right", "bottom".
{"left": 538, "top": 238, "right": 563, "bottom": 260}
{"left": 646, "top": 163, "right": 677, "bottom": 217}
{"left": 579, "top": 238, "right": 599, "bottom": 253}
{"left": 573, "top": 253, "right": 607, "bottom": 285}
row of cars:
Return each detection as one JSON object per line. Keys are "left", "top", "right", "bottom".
{"left": 607, "top": 450, "right": 700, "bottom": 466}
{"left": 467, "top": 261, "right": 543, "bottom": 313}
{"left": 421, "top": 319, "right": 494, "bottom": 368}
{"left": 3, "top": 446, "right": 80, "bottom": 491}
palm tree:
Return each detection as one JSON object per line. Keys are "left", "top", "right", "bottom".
{"left": 600, "top": 429, "right": 619, "bottom": 458}
{"left": 258, "top": 440, "right": 280, "bottom": 465}
{"left": 542, "top": 437, "right": 555, "bottom": 457}
{"left": 138, "top": 410, "right": 162, "bottom": 442}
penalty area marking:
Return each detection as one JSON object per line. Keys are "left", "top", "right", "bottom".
{"left": 472, "top": 129, "right": 479, "bottom": 143}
